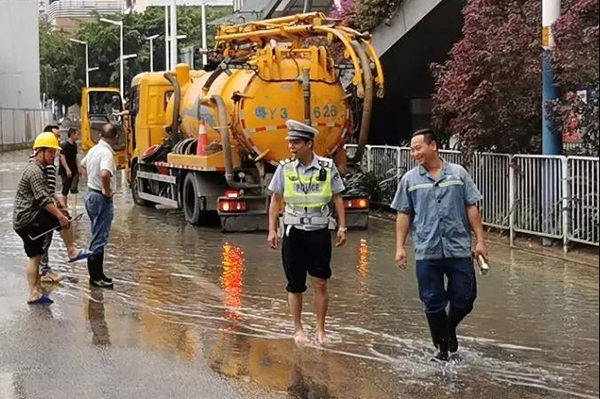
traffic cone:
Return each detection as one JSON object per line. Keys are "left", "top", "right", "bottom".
{"left": 197, "top": 119, "right": 208, "bottom": 156}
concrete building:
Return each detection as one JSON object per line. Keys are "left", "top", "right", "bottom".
{"left": 47, "top": 0, "right": 124, "bottom": 32}
{"left": 131, "top": 0, "right": 234, "bottom": 13}
{"left": 0, "top": 0, "right": 50, "bottom": 150}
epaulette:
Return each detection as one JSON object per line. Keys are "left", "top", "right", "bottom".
{"left": 317, "top": 158, "right": 333, "bottom": 168}
{"left": 280, "top": 157, "right": 296, "bottom": 166}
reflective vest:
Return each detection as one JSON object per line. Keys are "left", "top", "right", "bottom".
{"left": 283, "top": 157, "right": 333, "bottom": 212}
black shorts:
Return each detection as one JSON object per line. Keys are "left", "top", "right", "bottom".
{"left": 14, "top": 209, "right": 61, "bottom": 258}
{"left": 61, "top": 174, "right": 79, "bottom": 196}
{"left": 282, "top": 227, "right": 332, "bottom": 293}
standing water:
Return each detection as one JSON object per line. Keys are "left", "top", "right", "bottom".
{"left": 0, "top": 150, "right": 598, "bottom": 399}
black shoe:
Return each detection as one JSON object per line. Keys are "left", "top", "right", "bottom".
{"left": 90, "top": 279, "right": 114, "bottom": 289}
{"left": 448, "top": 307, "right": 470, "bottom": 353}
{"left": 426, "top": 310, "right": 449, "bottom": 363}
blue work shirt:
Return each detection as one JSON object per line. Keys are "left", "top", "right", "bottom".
{"left": 391, "top": 161, "right": 483, "bottom": 260}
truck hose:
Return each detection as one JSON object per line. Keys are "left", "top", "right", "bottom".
{"left": 348, "top": 40, "right": 374, "bottom": 164}
{"left": 212, "top": 94, "right": 262, "bottom": 190}
{"left": 163, "top": 72, "right": 182, "bottom": 145}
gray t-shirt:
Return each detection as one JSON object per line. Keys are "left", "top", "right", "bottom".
{"left": 269, "top": 154, "right": 345, "bottom": 231}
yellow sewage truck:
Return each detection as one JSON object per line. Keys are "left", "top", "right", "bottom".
{"left": 81, "top": 12, "right": 384, "bottom": 232}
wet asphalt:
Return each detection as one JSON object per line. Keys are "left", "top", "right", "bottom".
{"left": 0, "top": 150, "right": 598, "bottom": 399}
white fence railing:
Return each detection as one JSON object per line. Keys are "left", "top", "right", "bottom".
{"left": 0, "top": 109, "right": 53, "bottom": 150}
{"left": 347, "top": 144, "right": 599, "bottom": 249}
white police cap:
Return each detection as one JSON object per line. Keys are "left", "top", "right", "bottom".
{"left": 285, "top": 120, "right": 319, "bottom": 141}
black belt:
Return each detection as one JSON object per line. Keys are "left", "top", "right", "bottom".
{"left": 89, "top": 188, "right": 112, "bottom": 199}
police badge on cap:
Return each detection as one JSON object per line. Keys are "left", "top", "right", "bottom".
{"left": 285, "top": 120, "right": 319, "bottom": 141}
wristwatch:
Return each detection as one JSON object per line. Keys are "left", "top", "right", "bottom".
{"left": 338, "top": 227, "right": 348, "bottom": 233}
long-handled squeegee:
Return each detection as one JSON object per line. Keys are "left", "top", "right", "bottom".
{"left": 28, "top": 213, "right": 84, "bottom": 241}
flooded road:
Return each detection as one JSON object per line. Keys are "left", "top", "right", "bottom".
{"left": 1, "top": 150, "right": 598, "bottom": 399}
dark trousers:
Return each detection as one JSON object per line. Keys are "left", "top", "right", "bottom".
{"left": 416, "top": 257, "right": 477, "bottom": 315}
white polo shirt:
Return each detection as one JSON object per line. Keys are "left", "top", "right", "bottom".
{"left": 81, "top": 139, "right": 116, "bottom": 192}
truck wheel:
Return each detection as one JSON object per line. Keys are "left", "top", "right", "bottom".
{"left": 131, "top": 163, "right": 154, "bottom": 208}
{"left": 183, "top": 173, "right": 202, "bottom": 225}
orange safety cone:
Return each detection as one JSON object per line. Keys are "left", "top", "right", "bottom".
{"left": 197, "top": 119, "right": 208, "bottom": 156}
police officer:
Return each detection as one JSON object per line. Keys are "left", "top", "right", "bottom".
{"left": 393, "top": 129, "right": 489, "bottom": 362}
{"left": 268, "top": 120, "right": 347, "bottom": 345}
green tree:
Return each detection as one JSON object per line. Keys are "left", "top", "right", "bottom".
{"left": 39, "top": 22, "right": 82, "bottom": 107}
{"left": 76, "top": 6, "right": 231, "bottom": 96}
{"left": 42, "top": 6, "right": 231, "bottom": 105}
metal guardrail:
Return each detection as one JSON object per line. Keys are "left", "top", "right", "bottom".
{"left": 346, "top": 144, "right": 599, "bottom": 249}
{"left": 568, "top": 156, "right": 599, "bottom": 246}
{"left": 0, "top": 109, "right": 53, "bottom": 149}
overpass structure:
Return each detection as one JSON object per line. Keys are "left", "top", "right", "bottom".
{"left": 215, "top": 0, "right": 464, "bottom": 145}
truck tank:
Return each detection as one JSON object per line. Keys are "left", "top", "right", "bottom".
{"left": 162, "top": 12, "right": 384, "bottom": 173}
{"left": 176, "top": 60, "right": 349, "bottom": 166}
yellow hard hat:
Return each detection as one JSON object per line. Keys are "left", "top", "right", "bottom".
{"left": 33, "top": 132, "right": 61, "bottom": 150}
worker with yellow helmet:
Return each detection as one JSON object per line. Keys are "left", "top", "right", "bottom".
{"left": 13, "top": 132, "right": 91, "bottom": 305}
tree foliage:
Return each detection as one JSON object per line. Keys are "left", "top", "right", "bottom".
{"left": 431, "top": 0, "right": 542, "bottom": 154}
{"left": 39, "top": 22, "right": 84, "bottom": 106}
{"left": 40, "top": 6, "right": 231, "bottom": 107}
{"left": 551, "top": 0, "right": 599, "bottom": 155}
{"left": 329, "top": 0, "right": 403, "bottom": 32}
{"left": 431, "top": 0, "right": 599, "bottom": 156}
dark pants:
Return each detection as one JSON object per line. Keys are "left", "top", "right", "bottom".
{"left": 282, "top": 228, "right": 332, "bottom": 293}
{"left": 85, "top": 190, "right": 114, "bottom": 255}
{"left": 416, "top": 257, "right": 477, "bottom": 315}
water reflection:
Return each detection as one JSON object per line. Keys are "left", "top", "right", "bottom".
{"left": 86, "top": 288, "right": 111, "bottom": 347}
{"left": 357, "top": 238, "right": 369, "bottom": 296}
{"left": 221, "top": 243, "right": 244, "bottom": 323}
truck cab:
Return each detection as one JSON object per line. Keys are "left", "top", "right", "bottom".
{"left": 80, "top": 87, "right": 128, "bottom": 170}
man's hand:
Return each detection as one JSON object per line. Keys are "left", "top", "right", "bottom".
{"left": 268, "top": 230, "right": 280, "bottom": 249}
{"left": 335, "top": 230, "right": 347, "bottom": 247}
{"left": 58, "top": 213, "right": 71, "bottom": 230}
{"left": 57, "top": 197, "right": 67, "bottom": 210}
{"left": 474, "top": 240, "right": 489, "bottom": 262}
{"left": 66, "top": 168, "right": 72, "bottom": 179}
{"left": 102, "top": 189, "right": 113, "bottom": 199}
{"left": 395, "top": 247, "right": 408, "bottom": 270}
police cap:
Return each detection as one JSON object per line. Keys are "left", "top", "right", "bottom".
{"left": 285, "top": 120, "right": 319, "bottom": 141}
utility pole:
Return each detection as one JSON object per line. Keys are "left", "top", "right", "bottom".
{"left": 165, "top": 5, "right": 170, "bottom": 70}
{"left": 201, "top": 3, "right": 208, "bottom": 67}
{"left": 542, "top": 0, "right": 562, "bottom": 155}
{"left": 170, "top": 0, "right": 178, "bottom": 69}
{"left": 541, "top": 0, "right": 562, "bottom": 247}
{"left": 146, "top": 34, "right": 160, "bottom": 72}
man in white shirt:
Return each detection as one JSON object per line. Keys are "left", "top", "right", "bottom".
{"left": 81, "top": 124, "right": 118, "bottom": 288}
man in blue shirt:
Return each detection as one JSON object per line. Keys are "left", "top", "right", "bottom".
{"left": 392, "top": 129, "right": 489, "bottom": 362}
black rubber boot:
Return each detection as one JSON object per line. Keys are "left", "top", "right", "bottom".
{"left": 448, "top": 307, "right": 470, "bottom": 353}
{"left": 87, "top": 254, "right": 100, "bottom": 281}
{"left": 426, "top": 310, "right": 449, "bottom": 362}
{"left": 97, "top": 251, "right": 112, "bottom": 283}
{"left": 89, "top": 254, "right": 113, "bottom": 289}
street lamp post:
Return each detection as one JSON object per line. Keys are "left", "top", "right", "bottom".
{"left": 100, "top": 18, "right": 125, "bottom": 99}
{"left": 170, "top": 0, "right": 178, "bottom": 70}
{"left": 145, "top": 34, "right": 160, "bottom": 72}
{"left": 69, "top": 39, "right": 90, "bottom": 87}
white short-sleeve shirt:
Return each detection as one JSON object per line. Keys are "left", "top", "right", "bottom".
{"left": 81, "top": 139, "right": 116, "bottom": 192}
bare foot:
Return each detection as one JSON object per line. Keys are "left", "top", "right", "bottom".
{"left": 316, "top": 330, "right": 328, "bottom": 345}
{"left": 40, "top": 273, "right": 65, "bottom": 284}
{"left": 293, "top": 330, "right": 309, "bottom": 345}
